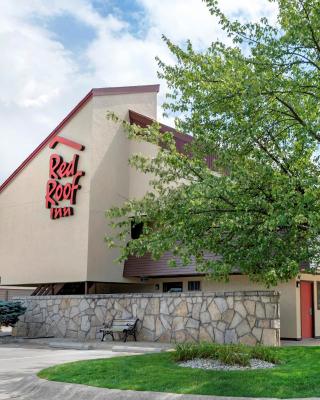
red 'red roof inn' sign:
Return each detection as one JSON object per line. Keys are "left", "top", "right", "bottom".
{"left": 45, "top": 136, "right": 85, "bottom": 220}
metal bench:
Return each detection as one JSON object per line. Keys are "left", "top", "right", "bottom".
{"left": 99, "top": 318, "right": 139, "bottom": 342}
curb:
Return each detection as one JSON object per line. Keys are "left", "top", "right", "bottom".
{"left": 5, "top": 375, "right": 316, "bottom": 400}
{"left": 0, "top": 337, "right": 173, "bottom": 353}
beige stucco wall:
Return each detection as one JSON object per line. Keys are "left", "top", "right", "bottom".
{"left": 86, "top": 92, "right": 158, "bottom": 283}
{"left": 0, "top": 101, "right": 93, "bottom": 285}
{"left": 0, "top": 286, "right": 34, "bottom": 300}
{"left": 0, "top": 88, "right": 160, "bottom": 286}
{"left": 128, "top": 139, "right": 159, "bottom": 200}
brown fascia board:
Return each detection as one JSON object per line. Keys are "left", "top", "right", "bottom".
{"left": 123, "top": 252, "right": 220, "bottom": 278}
{"left": 0, "top": 85, "right": 160, "bottom": 194}
{"left": 123, "top": 253, "right": 202, "bottom": 277}
{"left": 129, "top": 110, "right": 216, "bottom": 168}
{"left": 129, "top": 109, "right": 192, "bottom": 143}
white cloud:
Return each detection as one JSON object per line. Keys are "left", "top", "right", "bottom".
{"left": 0, "top": 0, "right": 278, "bottom": 184}
{"left": 139, "top": 0, "right": 278, "bottom": 46}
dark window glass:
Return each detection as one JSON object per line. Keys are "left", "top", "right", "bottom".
{"left": 188, "top": 281, "right": 201, "bottom": 291}
{"left": 131, "top": 221, "right": 143, "bottom": 239}
{"left": 317, "top": 282, "right": 320, "bottom": 310}
{"left": 163, "top": 282, "right": 183, "bottom": 293}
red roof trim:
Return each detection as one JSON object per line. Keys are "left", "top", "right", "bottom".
{"left": 93, "top": 84, "right": 159, "bottom": 96}
{"left": 128, "top": 110, "right": 192, "bottom": 143}
{"left": 0, "top": 90, "right": 93, "bottom": 194}
{"left": 129, "top": 110, "right": 216, "bottom": 169}
{"left": 49, "top": 136, "right": 85, "bottom": 151}
{"left": 0, "top": 85, "right": 160, "bottom": 194}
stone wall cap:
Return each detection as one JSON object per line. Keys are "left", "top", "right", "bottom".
{"left": 13, "top": 289, "right": 280, "bottom": 301}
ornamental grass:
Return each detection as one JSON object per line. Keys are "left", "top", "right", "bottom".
{"left": 174, "top": 342, "right": 280, "bottom": 367}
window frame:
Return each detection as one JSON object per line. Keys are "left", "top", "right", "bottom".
{"left": 163, "top": 282, "right": 183, "bottom": 293}
{"left": 188, "top": 280, "right": 201, "bottom": 291}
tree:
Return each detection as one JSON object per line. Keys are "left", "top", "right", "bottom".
{"left": 106, "top": 0, "right": 320, "bottom": 286}
{"left": 0, "top": 301, "right": 26, "bottom": 327}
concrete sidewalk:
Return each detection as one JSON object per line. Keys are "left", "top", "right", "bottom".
{"left": 0, "top": 341, "right": 269, "bottom": 400}
{"left": 1, "top": 341, "right": 318, "bottom": 400}
{"left": 0, "top": 335, "right": 174, "bottom": 352}
{"left": 0, "top": 343, "right": 140, "bottom": 400}
{"left": 0, "top": 342, "right": 244, "bottom": 400}
{"left": 4, "top": 375, "right": 292, "bottom": 400}
{"left": 281, "top": 339, "right": 320, "bottom": 346}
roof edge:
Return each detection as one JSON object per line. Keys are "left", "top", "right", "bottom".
{"left": 0, "top": 89, "right": 93, "bottom": 194}
{"left": 0, "top": 84, "right": 160, "bottom": 194}
{"left": 93, "top": 84, "right": 160, "bottom": 97}
{"left": 129, "top": 110, "right": 217, "bottom": 169}
{"left": 128, "top": 109, "right": 192, "bottom": 142}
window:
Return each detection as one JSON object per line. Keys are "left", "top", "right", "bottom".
{"left": 188, "top": 281, "right": 201, "bottom": 291}
{"left": 131, "top": 220, "right": 143, "bottom": 239}
{"left": 163, "top": 282, "right": 183, "bottom": 293}
{"left": 317, "top": 282, "right": 320, "bottom": 310}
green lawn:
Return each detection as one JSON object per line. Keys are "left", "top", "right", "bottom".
{"left": 38, "top": 346, "right": 320, "bottom": 398}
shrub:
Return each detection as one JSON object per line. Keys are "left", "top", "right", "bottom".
{"left": 174, "top": 342, "right": 280, "bottom": 366}
{"left": 0, "top": 301, "right": 26, "bottom": 327}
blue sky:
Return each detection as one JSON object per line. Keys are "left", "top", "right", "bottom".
{"left": 0, "top": 0, "right": 278, "bottom": 184}
{"left": 41, "top": 1, "right": 147, "bottom": 53}
{"left": 44, "top": 14, "right": 97, "bottom": 52}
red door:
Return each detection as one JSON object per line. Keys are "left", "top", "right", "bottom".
{"left": 300, "top": 281, "right": 314, "bottom": 339}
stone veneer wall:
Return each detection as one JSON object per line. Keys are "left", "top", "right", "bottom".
{"left": 13, "top": 291, "right": 280, "bottom": 346}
